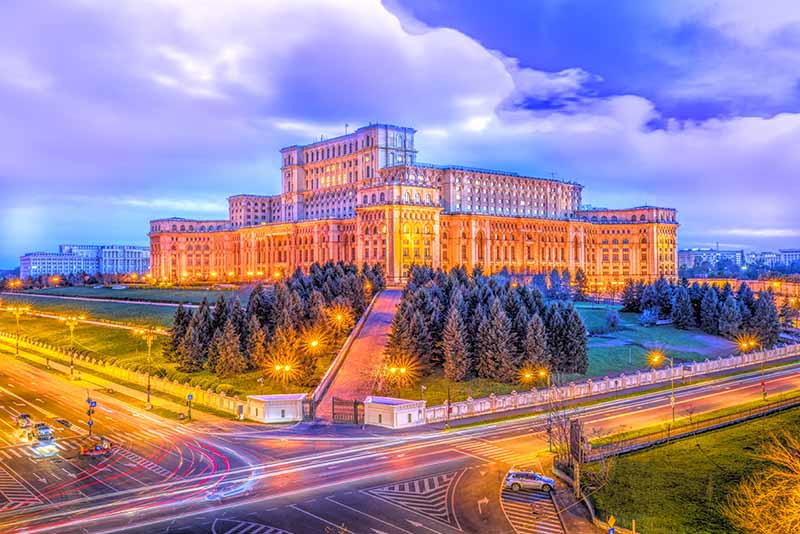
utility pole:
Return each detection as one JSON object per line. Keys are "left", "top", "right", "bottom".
{"left": 6, "top": 304, "right": 30, "bottom": 358}
{"left": 187, "top": 393, "right": 193, "bottom": 421}
{"left": 135, "top": 327, "right": 160, "bottom": 409}
{"left": 86, "top": 390, "right": 96, "bottom": 437}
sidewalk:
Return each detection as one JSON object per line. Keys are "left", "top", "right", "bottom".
{"left": 316, "top": 289, "right": 402, "bottom": 420}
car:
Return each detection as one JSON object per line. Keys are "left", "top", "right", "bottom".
{"left": 204, "top": 481, "right": 252, "bottom": 502}
{"left": 14, "top": 414, "right": 32, "bottom": 428}
{"left": 504, "top": 469, "right": 555, "bottom": 493}
{"left": 80, "top": 437, "right": 113, "bottom": 457}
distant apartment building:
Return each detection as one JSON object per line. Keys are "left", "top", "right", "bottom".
{"left": 746, "top": 251, "right": 782, "bottom": 267}
{"left": 20, "top": 245, "right": 150, "bottom": 279}
{"left": 779, "top": 248, "right": 800, "bottom": 265}
{"left": 678, "top": 248, "right": 744, "bottom": 268}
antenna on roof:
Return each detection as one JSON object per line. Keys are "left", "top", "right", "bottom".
{"left": 550, "top": 172, "right": 558, "bottom": 180}
{"left": 345, "top": 123, "right": 349, "bottom": 135}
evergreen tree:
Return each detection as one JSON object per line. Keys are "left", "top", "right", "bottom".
{"left": 689, "top": 282, "right": 705, "bottom": 325}
{"left": 718, "top": 294, "right": 743, "bottom": 339}
{"left": 574, "top": 268, "right": 588, "bottom": 301}
{"left": 544, "top": 303, "right": 566, "bottom": 372}
{"left": 246, "top": 315, "right": 268, "bottom": 369}
{"left": 521, "top": 314, "right": 548, "bottom": 370}
{"left": 671, "top": 286, "right": 695, "bottom": 329}
{"left": 164, "top": 304, "right": 191, "bottom": 362}
{"left": 475, "top": 299, "right": 516, "bottom": 382}
{"left": 205, "top": 328, "right": 223, "bottom": 372}
{"left": 561, "top": 269, "right": 572, "bottom": 300}
{"left": 227, "top": 297, "right": 248, "bottom": 350}
{"left": 386, "top": 307, "right": 413, "bottom": 358}
{"left": 700, "top": 287, "right": 721, "bottom": 335}
{"left": 211, "top": 295, "right": 228, "bottom": 333}
{"left": 752, "top": 291, "right": 781, "bottom": 348}
{"left": 621, "top": 280, "right": 639, "bottom": 312}
{"left": 640, "top": 284, "right": 659, "bottom": 315}
{"left": 442, "top": 305, "right": 470, "bottom": 381}
{"left": 654, "top": 277, "right": 673, "bottom": 318}
{"left": 605, "top": 309, "right": 621, "bottom": 332}
{"left": 561, "top": 305, "right": 589, "bottom": 375}
{"left": 409, "top": 310, "right": 435, "bottom": 368}
{"left": 511, "top": 305, "right": 530, "bottom": 363}
{"left": 736, "top": 282, "right": 757, "bottom": 328}
{"left": 307, "top": 290, "right": 326, "bottom": 326}
{"left": 548, "top": 269, "right": 562, "bottom": 299}
{"left": 780, "top": 299, "right": 797, "bottom": 327}
{"left": 215, "top": 319, "right": 248, "bottom": 377}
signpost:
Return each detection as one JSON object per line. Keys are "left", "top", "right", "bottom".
{"left": 608, "top": 515, "right": 616, "bottom": 534}
{"left": 187, "top": 394, "right": 193, "bottom": 421}
{"left": 86, "top": 393, "right": 96, "bottom": 437}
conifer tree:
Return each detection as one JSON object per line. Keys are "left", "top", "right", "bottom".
{"left": 548, "top": 269, "right": 562, "bottom": 299}
{"left": 521, "top": 314, "right": 548, "bottom": 370}
{"left": 205, "top": 328, "right": 223, "bottom": 372}
{"left": 672, "top": 286, "right": 695, "bottom": 329}
{"left": 574, "top": 268, "right": 588, "bottom": 301}
{"left": 545, "top": 303, "right": 566, "bottom": 372}
{"left": 475, "top": 299, "right": 516, "bottom": 382}
{"left": 164, "top": 304, "right": 192, "bottom": 362}
{"left": 215, "top": 319, "right": 248, "bottom": 377}
{"left": 621, "top": 280, "right": 639, "bottom": 312}
{"left": 561, "top": 305, "right": 589, "bottom": 375}
{"left": 640, "top": 284, "right": 659, "bottom": 315}
{"left": 718, "top": 294, "right": 742, "bottom": 338}
{"left": 752, "top": 291, "right": 781, "bottom": 348}
{"left": 654, "top": 277, "right": 673, "bottom": 318}
{"left": 442, "top": 305, "right": 470, "bottom": 381}
{"left": 700, "top": 287, "right": 721, "bottom": 334}
{"left": 246, "top": 315, "right": 268, "bottom": 369}
{"left": 211, "top": 295, "right": 228, "bottom": 333}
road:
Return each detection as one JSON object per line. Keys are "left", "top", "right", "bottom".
{"left": 1, "top": 354, "right": 799, "bottom": 533}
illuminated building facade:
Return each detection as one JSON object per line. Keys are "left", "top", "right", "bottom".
{"left": 149, "top": 123, "right": 678, "bottom": 284}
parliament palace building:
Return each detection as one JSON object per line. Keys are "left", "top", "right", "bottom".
{"left": 149, "top": 123, "right": 678, "bottom": 285}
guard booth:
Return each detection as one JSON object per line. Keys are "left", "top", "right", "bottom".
{"left": 363, "top": 396, "right": 426, "bottom": 429}
{"left": 246, "top": 394, "right": 307, "bottom": 423}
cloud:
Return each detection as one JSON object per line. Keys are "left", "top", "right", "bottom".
{"left": 1, "top": 0, "right": 799, "bottom": 266}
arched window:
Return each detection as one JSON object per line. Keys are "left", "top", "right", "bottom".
{"left": 371, "top": 194, "right": 376, "bottom": 203}
{"left": 380, "top": 192, "right": 385, "bottom": 202}
{"left": 362, "top": 195, "right": 368, "bottom": 204}
{"left": 415, "top": 193, "right": 421, "bottom": 203}
{"left": 404, "top": 192, "right": 411, "bottom": 203}
{"left": 425, "top": 194, "right": 432, "bottom": 204}
{"left": 639, "top": 214, "right": 646, "bottom": 222}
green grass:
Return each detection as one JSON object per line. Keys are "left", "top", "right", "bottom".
{"left": 22, "top": 285, "right": 247, "bottom": 304}
{"left": 585, "top": 406, "right": 800, "bottom": 533}
{"left": 2, "top": 293, "right": 177, "bottom": 326}
{"left": 0, "top": 313, "right": 326, "bottom": 397}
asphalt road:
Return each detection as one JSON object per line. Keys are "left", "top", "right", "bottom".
{"left": 1, "top": 354, "right": 799, "bottom": 534}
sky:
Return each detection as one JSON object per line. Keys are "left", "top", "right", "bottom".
{"left": 1, "top": 0, "right": 799, "bottom": 268}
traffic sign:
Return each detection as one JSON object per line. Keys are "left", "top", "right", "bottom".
{"left": 90, "top": 401, "right": 97, "bottom": 407}
{"left": 87, "top": 420, "right": 93, "bottom": 426}
{"left": 607, "top": 529, "right": 614, "bottom": 534}
{"left": 608, "top": 516, "right": 616, "bottom": 527}
{"left": 187, "top": 394, "right": 193, "bottom": 401}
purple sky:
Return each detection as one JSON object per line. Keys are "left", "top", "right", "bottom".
{"left": 2, "top": 0, "right": 799, "bottom": 268}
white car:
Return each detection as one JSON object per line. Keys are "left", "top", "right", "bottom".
{"left": 504, "top": 469, "right": 555, "bottom": 493}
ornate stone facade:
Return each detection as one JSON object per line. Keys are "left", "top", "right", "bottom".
{"left": 149, "top": 123, "right": 678, "bottom": 285}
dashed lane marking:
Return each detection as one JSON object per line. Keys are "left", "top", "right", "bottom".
{"left": 211, "top": 518, "right": 293, "bottom": 534}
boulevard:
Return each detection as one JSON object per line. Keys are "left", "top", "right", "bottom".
{"left": 1, "top": 348, "right": 798, "bottom": 533}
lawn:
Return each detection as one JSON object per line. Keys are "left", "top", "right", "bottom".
{"left": 0, "top": 313, "right": 323, "bottom": 396}
{"left": 2, "top": 293, "right": 177, "bottom": 326}
{"left": 391, "top": 303, "right": 738, "bottom": 406}
{"left": 585, "top": 406, "right": 800, "bottom": 533}
{"left": 21, "top": 285, "right": 247, "bottom": 304}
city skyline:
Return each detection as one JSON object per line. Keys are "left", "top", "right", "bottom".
{"left": 2, "top": 1, "right": 800, "bottom": 268}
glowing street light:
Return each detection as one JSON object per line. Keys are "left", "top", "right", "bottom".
{"left": 274, "top": 363, "right": 292, "bottom": 385}
{"left": 60, "top": 314, "right": 86, "bottom": 379}
{"left": 649, "top": 350, "right": 675, "bottom": 422}
{"left": 134, "top": 326, "right": 163, "bottom": 408}
{"left": 739, "top": 335, "right": 766, "bottom": 401}
{"left": 4, "top": 303, "right": 30, "bottom": 357}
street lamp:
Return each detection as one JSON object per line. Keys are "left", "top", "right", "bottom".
{"left": 274, "top": 364, "right": 292, "bottom": 385}
{"left": 135, "top": 326, "right": 162, "bottom": 409}
{"left": 649, "top": 350, "right": 675, "bottom": 422}
{"left": 739, "top": 336, "right": 766, "bottom": 401}
{"left": 61, "top": 314, "right": 86, "bottom": 379}
{"left": 539, "top": 368, "right": 553, "bottom": 451}
{"left": 4, "top": 303, "right": 30, "bottom": 357}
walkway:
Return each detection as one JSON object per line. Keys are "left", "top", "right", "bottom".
{"left": 316, "top": 289, "right": 402, "bottom": 421}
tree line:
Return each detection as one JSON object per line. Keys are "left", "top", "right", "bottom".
{"left": 163, "top": 261, "right": 385, "bottom": 384}
{"left": 386, "top": 266, "right": 588, "bottom": 385}
{"left": 621, "top": 278, "right": 784, "bottom": 348}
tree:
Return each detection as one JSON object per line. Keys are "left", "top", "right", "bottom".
{"left": 574, "top": 268, "right": 588, "bottom": 301}
{"left": 164, "top": 304, "right": 192, "bottom": 362}
{"left": 205, "top": 328, "right": 223, "bottom": 372}
{"left": 654, "top": 277, "right": 673, "bottom": 318}
{"left": 723, "top": 432, "right": 800, "bottom": 533}
{"left": 215, "top": 319, "right": 248, "bottom": 377}
{"left": 246, "top": 315, "right": 268, "bottom": 369}
{"left": 548, "top": 269, "right": 563, "bottom": 300}
{"left": 561, "top": 305, "right": 588, "bottom": 375}
{"left": 605, "top": 309, "right": 621, "bottom": 332}
{"left": 211, "top": 295, "right": 228, "bottom": 333}
{"left": 718, "top": 294, "right": 742, "bottom": 338}
{"left": 752, "top": 291, "right": 781, "bottom": 348}
{"left": 475, "top": 299, "right": 516, "bottom": 382}
{"left": 620, "top": 280, "right": 639, "bottom": 312}
{"left": 442, "top": 305, "right": 470, "bottom": 381}
{"left": 544, "top": 303, "right": 566, "bottom": 372}
{"left": 671, "top": 286, "right": 695, "bottom": 329}
{"left": 780, "top": 299, "right": 797, "bottom": 327}
{"left": 700, "top": 287, "right": 720, "bottom": 335}
{"left": 640, "top": 284, "right": 659, "bottom": 316}
{"left": 521, "top": 314, "right": 548, "bottom": 370}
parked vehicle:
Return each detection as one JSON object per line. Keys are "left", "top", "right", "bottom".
{"left": 80, "top": 437, "right": 113, "bottom": 457}
{"left": 504, "top": 469, "right": 555, "bottom": 493}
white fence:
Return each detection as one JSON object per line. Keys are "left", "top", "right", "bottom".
{"left": 423, "top": 344, "right": 800, "bottom": 424}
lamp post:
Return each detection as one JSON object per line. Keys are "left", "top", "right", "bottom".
{"left": 135, "top": 326, "right": 160, "bottom": 409}
{"left": 275, "top": 364, "right": 292, "bottom": 386}
{"left": 5, "top": 304, "right": 30, "bottom": 357}
{"left": 62, "top": 314, "right": 85, "bottom": 379}
{"left": 740, "top": 337, "right": 766, "bottom": 401}
{"left": 649, "top": 350, "right": 675, "bottom": 422}
{"left": 539, "top": 368, "right": 553, "bottom": 451}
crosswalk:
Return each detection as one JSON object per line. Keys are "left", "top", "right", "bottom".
{"left": 211, "top": 519, "right": 292, "bottom": 534}
{"left": 364, "top": 471, "right": 462, "bottom": 529}
{"left": 0, "top": 465, "right": 42, "bottom": 512}
{"left": 114, "top": 448, "right": 171, "bottom": 477}
{"left": 453, "top": 439, "right": 533, "bottom": 465}
{"left": 501, "top": 488, "right": 564, "bottom": 534}
{"left": 0, "top": 428, "right": 173, "bottom": 461}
